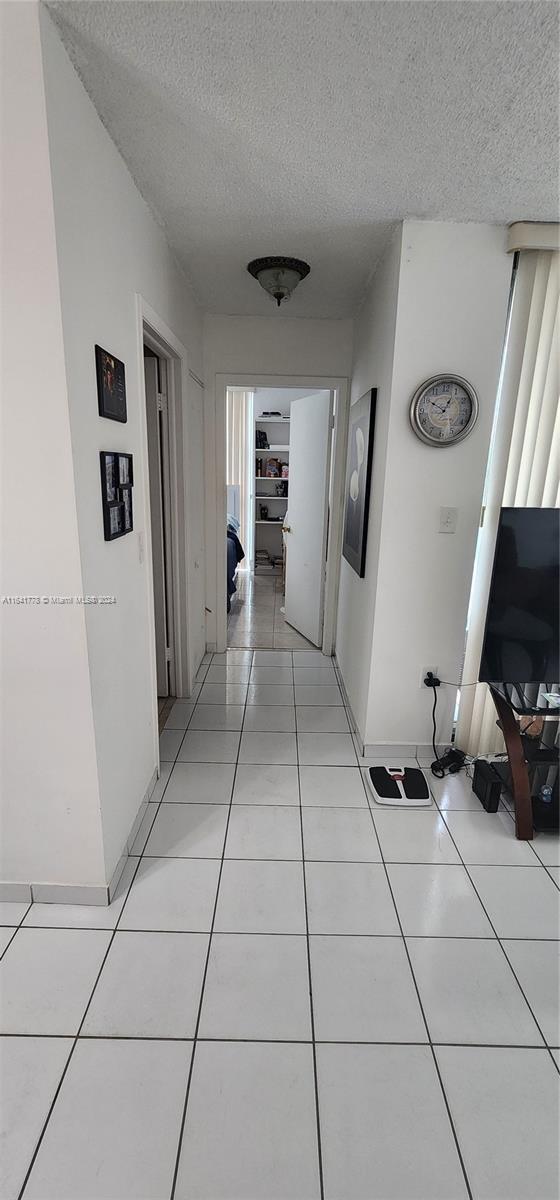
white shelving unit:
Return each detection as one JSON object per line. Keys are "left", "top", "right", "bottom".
{"left": 253, "top": 413, "right": 290, "bottom": 573}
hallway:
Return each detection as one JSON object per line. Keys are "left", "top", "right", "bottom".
{"left": 1, "top": 647, "right": 559, "bottom": 1199}
{"left": 228, "top": 571, "right": 315, "bottom": 650}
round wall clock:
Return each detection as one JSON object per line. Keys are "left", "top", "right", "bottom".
{"left": 409, "top": 374, "right": 479, "bottom": 447}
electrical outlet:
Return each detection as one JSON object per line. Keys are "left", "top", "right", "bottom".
{"left": 421, "top": 666, "right": 439, "bottom": 688}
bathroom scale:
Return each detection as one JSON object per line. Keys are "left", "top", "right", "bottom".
{"left": 363, "top": 764, "right": 432, "bottom": 807}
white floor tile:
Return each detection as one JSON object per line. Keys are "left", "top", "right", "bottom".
{"left": 225, "top": 805, "right": 302, "bottom": 860}
{"left": 204, "top": 664, "right": 251, "bottom": 683}
{"left": 212, "top": 649, "right": 253, "bottom": 664}
{"left": 298, "top": 732, "right": 357, "bottom": 766}
{"left": 387, "top": 864, "right": 494, "bottom": 937}
{"left": 299, "top": 766, "right": 368, "bottom": 808}
{"left": 198, "top": 682, "right": 248, "bottom": 705}
{"left": 502, "top": 940, "right": 560, "bottom": 1045}
{"left": 545, "top": 865, "right": 560, "bottom": 887}
{"left": 188, "top": 704, "right": 245, "bottom": 730}
{"left": 430, "top": 771, "right": 484, "bottom": 810}
{"left": 305, "top": 862, "right": 399, "bottom": 934}
{"left": 120, "top": 857, "right": 220, "bottom": 932}
{"left": 214, "top": 860, "right": 306, "bottom": 933}
{"left": 144, "top": 802, "right": 228, "bottom": 858}
{"left": 317, "top": 1044, "right": 468, "bottom": 1199}
{"left": 242, "top": 704, "right": 296, "bottom": 732}
{"left": 531, "top": 830, "right": 560, "bottom": 867}
{"left": 252, "top": 650, "right": 292, "bottom": 665}
{"left": 0, "top": 901, "right": 30, "bottom": 926}
{"left": 407, "top": 937, "right": 542, "bottom": 1045}
{"left": 302, "top": 807, "right": 381, "bottom": 861}
{"left": 23, "top": 859, "right": 138, "bottom": 930}
{"left": 82, "top": 931, "right": 208, "bottom": 1037}
{"left": 373, "top": 810, "right": 461, "bottom": 864}
{"left": 24, "top": 1039, "right": 192, "bottom": 1200}
{"left": 199, "top": 934, "right": 311, "bottom": 1040}
{"left": 239, "top": 731, "right": 297, "bottom": 765}
{"left": 164, "top": 700, "right": 195, "bottom": 729}
{"left": 310, "top": 935, "right": 426, "bottom": 1042}
{"left": 0, "top": 928, "right": 111, "bottom": 1034}
{"left": 442, "top": 810, "right": 537, "bottom": 865}
{"left": 296, "top": 705, "right": 349, "bottom": 733}
{"left": 292, "top": 651, "right": 332, "bottom": 666}
{"left": 232, "top": 764, "right": 300, "bottom": 806}
{"left": 163, "top": 762, "right": 235, "bottom": 805}
{"left": 295, "top": 684, "right": 342, "bottom": 705}
{"left": 0, "top": 1035, "right": 72, "bottom": 1200}
{"left": 468, "top": 866, "right": 560, "bottom": 938}
{"left": 250, "top": 665, "right": 293, "bottom": 685}
{"left": 174, "top": 1041, "right": 320, "bottom": 1200}
{"left": 0, "top": 928, "right": 16, "bottom": 956}
{"left": 293, "top": 666, "right": 337, "bottom": 685}
{"left": 550, "top": 1047, "right": 559, "bottom": 1066}
{"left": 177, "top": 730, "right": 240, "bottom": 763}
{"left": 246, "top": 683, "right": 295, "bottom": 705}
{"left": 436, "top": 1046, "right": 559, "bottom": 1200}
{"left": 159, "top": 728, "right": 184, "bottom": 761}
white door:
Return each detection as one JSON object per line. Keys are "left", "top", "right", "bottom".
{"left": 144, "top": 356, "right": 169, "bottom": 696}
{"left": 284, "top": 392, "right": 332, "bottom": 646}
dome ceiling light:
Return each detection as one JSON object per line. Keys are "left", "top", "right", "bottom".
{"left": 247, "top": 256, "right": 311, "bottom": 307}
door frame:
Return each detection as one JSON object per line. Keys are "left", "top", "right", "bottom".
{"left": 210, "top": 372, "right": 350, "bottom": 654}
{"left": 135, "top": 296, "right": 193, "bottom": 753}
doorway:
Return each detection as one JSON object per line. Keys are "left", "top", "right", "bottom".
{"left": 144, "top": 346, "right": 175, "bottom": 726}
{"left": 225, "top": 384, "right": 344, "bottom": 652}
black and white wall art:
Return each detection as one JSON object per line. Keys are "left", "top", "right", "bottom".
{"left": 342, "top": 388, "right": 377, "bottom": 577}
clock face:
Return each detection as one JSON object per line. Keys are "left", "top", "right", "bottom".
{"left": 410, "top": 376, "right": 478, "bottom": 446}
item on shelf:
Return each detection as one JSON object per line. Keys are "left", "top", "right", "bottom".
{"left": 265, "top": 458, "right": 280, "bottom": 477}
{"left": 256, "top": 458, "right": 262, "bottom": 477}
{"left": 259, "top": 505, "right": 269, "bottom": 520}
{"left": 256, "top": 430, "right": 269, "bottom": 449}
{"left": 260, "top": 411, "right": 282, "bottom": 417}
{"left": 281, "top": 464, "right": 289, "bottom": 479}
{"left": 275, "top": 481, "right": 288, "bottom": 497}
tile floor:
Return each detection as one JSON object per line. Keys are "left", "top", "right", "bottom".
{"left": 227, "top": 570, "right": 315, "bottom": 649}
{"left": 1, "top": 647, "right": 559, "bottom": 1199}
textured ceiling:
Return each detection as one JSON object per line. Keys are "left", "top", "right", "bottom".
{"left": 47, "top": 1, "right": 558, "bottom": 319}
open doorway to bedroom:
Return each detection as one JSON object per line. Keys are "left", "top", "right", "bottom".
{"left": 226, "top": 386, "right": 335, "bottom": 650}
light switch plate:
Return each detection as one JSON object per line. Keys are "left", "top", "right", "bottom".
{"left": 439, "top": 506, "right": 458, "bottom": 533}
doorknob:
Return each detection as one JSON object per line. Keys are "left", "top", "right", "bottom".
{"left": 282, "top": 525, "right": 291, "bottom": 533}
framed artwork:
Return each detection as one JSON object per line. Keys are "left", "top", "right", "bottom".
{"left": 100, "top": 451, "right": 134, "bottom": 540}
{"left": 342, "top": 388, "right": 377, "bottom": 577}
{"left": 95, "top": 345, "right": 127, "bottom": 422}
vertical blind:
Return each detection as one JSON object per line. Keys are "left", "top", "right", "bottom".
{"left": 456, "top": 248, "right": 559, "bottom": 756}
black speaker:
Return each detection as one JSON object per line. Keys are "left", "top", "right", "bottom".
{"left": 472, "top": 760, "right": 502, "bottom": 813}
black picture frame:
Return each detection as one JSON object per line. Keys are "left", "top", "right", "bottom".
{"left": 342, "top": 388, "right": 377, "bottom": 577}
{"left": 95, "top": 345, "right": 127, "bottom": 423}
{"left": 100, "top": 451, "right": 134, "bottom": 540}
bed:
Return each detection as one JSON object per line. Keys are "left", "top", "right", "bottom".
{"left": 227, "top": 516, "right": 245, "bottom": 612}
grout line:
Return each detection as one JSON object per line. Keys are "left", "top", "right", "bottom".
{"left": 168, "top": 648, "right": 253, "bottom": 1200}
{"left": 3, "top": 1031, "right": 556, "bottom": 1048}
{"left": 295, "top": 652, "right": 325, "bottom": 1200}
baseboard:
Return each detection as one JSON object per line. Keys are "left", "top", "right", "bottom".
{"left": 0, "top": 767, "right": 159, "bottom": 909}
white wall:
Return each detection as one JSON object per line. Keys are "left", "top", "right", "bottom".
{"left": 203, "top": 314, "right": 353, "bottom": 646}
{"left": 336, "top": 221, "right": 512, "bottom": 749}
{"left": 335, "top": 229, "right": 402, "bottom": 737}
{"left": 1, "top": 2, "right": 105, "bottom": 888}
{"left": 38, "top": 7, "right": 205, "bottom": 882}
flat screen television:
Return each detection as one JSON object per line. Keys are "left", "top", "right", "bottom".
{"left": 479, "top": 507, "right": 559, "bottom": 684}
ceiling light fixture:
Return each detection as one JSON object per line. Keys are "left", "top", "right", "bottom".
{"left": 247, "top": 256, "right": 310, "bottom": 307}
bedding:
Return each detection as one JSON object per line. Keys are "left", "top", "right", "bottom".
{"left": 227, "top": 522, "right": 245, "bottom": 611}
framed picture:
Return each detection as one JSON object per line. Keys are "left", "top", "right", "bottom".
{"left": 342, "top": 388, "right": 377, "bottom": 577}
{"left": 95, "top": 345, "right": 127, "bottom": 423}
{"left": 100, "top": 451, "right": 134, "bottom": 540}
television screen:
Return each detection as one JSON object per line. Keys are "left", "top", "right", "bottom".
{"left": 479, "top": 508, "right": 559, "bottom": 684}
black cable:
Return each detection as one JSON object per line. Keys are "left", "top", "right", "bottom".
{"left": 430, "top": 685, "right": 445, "bottom": 778}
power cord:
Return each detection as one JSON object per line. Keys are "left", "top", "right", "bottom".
{"left": 429, "top": 683, "right": 445, "bottom": 779}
